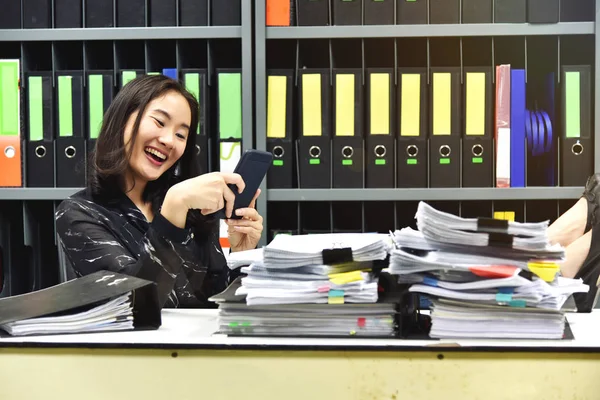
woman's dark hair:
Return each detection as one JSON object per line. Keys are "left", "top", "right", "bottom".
{"left": 88, "top": 74, "right": 216, "bottom": 238}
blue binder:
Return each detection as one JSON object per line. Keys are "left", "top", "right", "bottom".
{"left": 510, "top": 69, "right": 526, "bottom": 187}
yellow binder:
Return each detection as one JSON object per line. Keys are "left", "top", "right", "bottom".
{"left": 465, "top": 72, "right": 486, "bottom": 136}
{"left": 302, "top": 73, "right": 322, "bottom": 137}
{"left": 267, "top": 75, "right": 287, "bottom": 139}
{"left": 400, "top": 73, "right": 421, "bottom": 137}
{"left": 369, "top": 72, "right": 390, "bottom": 135}
{"left": 432, "top": 72, "right": 451, "bottom": 136}
{"left": 335, "top": 74, "right": 355, "bottom": 137}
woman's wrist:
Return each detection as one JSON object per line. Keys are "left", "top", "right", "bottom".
{"left": 161, "top": 187, "right": 188, "bottom": 229}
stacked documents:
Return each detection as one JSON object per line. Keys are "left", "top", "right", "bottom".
{"left": 215, "top": 233, "right": 395, "bottom": 337}
{"left": 389, "top": 202, "right": 588, "bottom": 340}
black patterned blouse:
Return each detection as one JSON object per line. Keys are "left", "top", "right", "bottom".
{"left": 55, "top": 189, "right": 229, "bottom": 309}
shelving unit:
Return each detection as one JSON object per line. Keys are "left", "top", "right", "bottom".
{"left": 254, "top": 0, "right": 599, "bottom": 241}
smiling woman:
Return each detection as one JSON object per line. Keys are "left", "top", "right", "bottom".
{"left": 54, "top": 75, "right": 264, "bottom": 309}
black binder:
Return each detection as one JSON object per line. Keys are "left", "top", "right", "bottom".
{"left": 332, "top": 69, "right": 364, "bottom": 188}
{"left": 55, "top": 71, "right": 86, "bottom": 188}
{"left": 25, "top": 72, "right": 55, "bottom": 188}
{"left": 332, "top": 0, "right": 362, "bottom": 25}
{"left": 0, "top": 270, "right": 161, "bottom": 335}
{"left": 0, "top": 0, "right": 21, "bottom": 28}
{"left": 117, "top": 0, "right": 146, "bottom": 27}
{"left": 54, "top": 0, "right": 83, "bottom": 28}
{"left": 528, "top": 0, "right": 559, "bottom": 23}
{"left": 180, "top": 0, "right": 209, "bottom": 26}
{"left": 266, "top": 70, "right": 294, "bottom": 188}
{"left": 494, "top": 0, "right": 526, "bottom": 23}
{"left": 150, "top": 0, "right": 177, "bottom": 26}
{"left": 560, "top": 65, "right": 593, "bottom": 187}
{"left": 462, "top": 67, "right": 493, "bottom": 187}
{"left": 85, "top": 0, "right": 114, "bottom": 27}
{"left": 297, "top": 69, "right": 331, "bottom": 188}
{"left": 397, "top": 68, "right": 428, "bottom": 188}
{"left": 560, "top": 0, "right": 595, "bottom": 22}
{"left": 429, "top": 0, "right": 459, "bottom": 24}
{"left": 396, "top": 0, "right": 428, "bottom": 24}
{"left": 296, "top": 0, "right": 330, "bottom": 26}
{"left": 462, "top": 0, "right": 492, "bottom": 23}
{"left": 429, "top": 67, "right": 461, "bottom": 188}
{"left": 23, "top": 0, "right": 52, "bottom": 29}
{"left": 182, "top": 69, "right": 210, "bottom": 175}
{"left": 364, "top": 0, "right": 394, "bottom": 25}
{"left": 211, "top": 0, "right": 242, "bottom": 25}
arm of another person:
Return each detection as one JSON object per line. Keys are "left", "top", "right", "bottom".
{"left": 56, "top": 197, "right": 208, "bottom": 307}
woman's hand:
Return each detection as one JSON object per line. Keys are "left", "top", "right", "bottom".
{"left": 162, "top": 172, "right": 245, "bottom": 228}
{"left": 226, "top": 189, "right": 263, "bottom": 252}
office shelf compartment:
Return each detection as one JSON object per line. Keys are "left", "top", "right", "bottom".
{"left": 145, "top": 40, "right": 178, "bottom": 75}
{"left": 22, "top": 42, "right": 53, "bottom": 73}
{"left": 396, "top": 201, "right": 419, "bottom": 231}
{"left": 364, "top": 201, "right": 395, "bottom": 233}
{"left": 525, "top": 200, "right": 559, "bottom": 223}
{"left": 332, "top": 202, "right": 363, "bottom": 233}
{"left": 84, "top": 41, "right": 114, "bottom": 72}
{"left": 266, "top": 202, "right": 299, "bottom": 242}
{"left": 300, "top": 202, "right": 331, "bottom": 234}
{"left": 493, "top": 200, "right": 525, "bottom": 223}
{"left": 0, "top": 202, "right": 30, "bottom": 298}
{"left": 459, "top": 200, "right": 493, "bottom": 219}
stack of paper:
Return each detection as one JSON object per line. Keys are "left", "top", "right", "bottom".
{"left": 388, "top": 201, "right": 588, "bottom": 339}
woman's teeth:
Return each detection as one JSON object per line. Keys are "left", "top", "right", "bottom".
{"left": 145, "top": 147, "right": 167, "bottom": 161}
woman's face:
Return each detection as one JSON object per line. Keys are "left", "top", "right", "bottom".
{"left": 124, "top": 90, "right": 191, "bottom": 183}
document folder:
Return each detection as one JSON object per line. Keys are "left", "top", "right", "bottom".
{"left": 429, "top": 68, "right": 461, "bottom": 188}
{"left": 528, "top": 0, "right": 559, "bottom": 23}
{"left": 54, "top": 0, "right": 83, "bottom": 28}
{"left": 180, "top": 0, "right": 209, "bottom": 26}
{"left": 211, "top": 0, "right": 242, "bottom": 26}
{"left": 494, "top": 0, "right": 526, "bottom": 23}
{"left": 217, "top": 70, "right": 243, "bottom": 173}
{"left": 332, "top": 69, "right": 364, "bottom": 188}
{"left": 25, "top": 73, "right": 55, "bottom": 188}
{"left": 333, "top": 0, "right": 361, "bottom": 25}
{"left": 267, "top": 0, "right": 294, "bottom": 26}
{"left": 296, "top": 0, "right": 330, "bottom": 26}
{"left": 266, "top": 70, "right": 294, "bottom": 188}
{"left": 462, "top": 0, "right": 492, "bottom": 23}
{"left": 87, "top": 71, "right": 114, "bottom": 158}
{"left": 429, "top": 0, "right": 459, "bottom": 24}
{"left": 56, "top": 71, "right": 86, "bottom": 187}
{"left": 183, "top": 69, "right": 210, "bottom": 175}
{"left": 297, "top": 69, "right": 331, "bottom": 188}
{"left": 462, "top": 67, "right": 493, "bottom": 187}
{"left": 116, "top": 0, "right": 146, "bottom": 27}
{"left": 150, "top": 0, "right": 176, "bottom": 26}
{"left": 364, "top": 0, "right": 394, "bottom": 25}
{"left": 397, "top": 68, "right": 427, "bottom": 188}
{"left": 396, "top": 0, "right": 428, "bottom": 24}
{"left": 119, "top": 69, "right": 145, "bottom": 88}
{"left": 495, "top": 65, "right": 511, "bottom": 188}
{"left": 85, "top": 0, "right": 114, "bottom": 27}
{"left": 510, "top": 69, "right": 526, "bottom": 188}
{"left": 0, "top": 60, "right": 22, "bottom": 187}
{"left": 366, "top": 69, "right": 394, "bottom": 188}
{"left": 561, "top": 66, "right": 592, "bottom": 186}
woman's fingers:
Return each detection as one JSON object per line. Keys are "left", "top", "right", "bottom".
{"left": 248, "top": 189, "right": 261, "bottom": 209}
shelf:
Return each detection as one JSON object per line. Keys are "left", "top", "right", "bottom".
{"left": 266, "top": 22, "right": 594, "bottom": 39}
{"left": 0, "top": 188, "right": 82, "bottom": 201}
{"left": 267, "top": 187, "right": 584, "bottom": 202}
{"left": 0, "top": 27, "right": 242, "bottom": 41}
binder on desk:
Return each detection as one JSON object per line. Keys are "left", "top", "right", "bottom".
{"left": 211, "top": 0, "right": 241, "bottom": 26}
{"left": 462, "top": 67, "right": 493, "bottom": 187}
{"left": 396, "top": 0, "right": 428, "bottom": 24}
{"left": 429, "top": 0, "right": 459, "bottom": 24}
{"left": 332, "top": 69, "right": 364, "bottom": 188}
{"left": 183, "top": 69, "right": 210, "bottom": 175}
{"left": 56, "top": 72, "right": 86, "bottom": 188}
{"left": 0, "top": 1, "right": 21, "bottom": 29}
{"left": 267, "top": 0, "right": 294, "bottom": 26}
{"left": 494, "top": 0, "right": 526, "bottom": 23}
{"left": 119, "top": 70, "right": 145, "bottom": 88}
{"left": 332, "top": 0, "right": 361, "bottom": 25}
{"left": 0, "top": 60, "right": 22, "bottom": 187}
{"left": 297, "top": 69, "right": 331, "bottom": 188}
{"left": 528, "top": 0, "right": 559, "bottom": 24}
{"left": 87, "top": 71, "right": 114, "bottom": 158}
{"left": 364, "top": 0, "right": 394, "bottom": 25}
{"left": 429, "top": 68, "right": 461, "bottom": 188}
{"left": 510, "top": 69, "right": 526, "bottom": 188}
{"left": 495, "top": 64, "right": 511, "bottom": 188}
{"left": 180, "top": 0, "right": 209, "bottom": 26}
{"left": 462, "top": 0, "right": 492, "bottom": 23}
{"left": 296, "top": 0, "right": 330, "bottom": 26}
{"left": 266, "top": 70, "right": 294, "bottom": 188}
{"left": 85, "top": 0, "right": 114, "bottom": 27}
{"left": 116, "top": 0, "right": 146, "bottom": 27}
{"left": 23, "top": 0, "right": 51, "bottom": 28}
{"left": 150, "top": 0, "right": 176, "bottom": 26}
{"left": 561, "top": 66, "right": 592, "bottom": 187}
{"left": 397, "top": 68, "right": 427, "bottom": 188}
{"left": 25, "top": 73, "right": 55, "bottom": 188}
{"left": 54, "top": 0, "right": 83, "bottom": 28}
{"left": 217, "top": 70, "right": 243, "bottom": 173}
{"left": 366, "top": 69, "right": 394, "bottom": 188}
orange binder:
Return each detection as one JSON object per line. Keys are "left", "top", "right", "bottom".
{"left": 0, "top": 60, "right": 22, "bottom": 187}
{"left": 266, "top": 0, "right": 291, "bottom": 26}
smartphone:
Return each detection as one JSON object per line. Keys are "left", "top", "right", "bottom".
{"left": 215, "top": 149, "right": 273, "bottom": 219}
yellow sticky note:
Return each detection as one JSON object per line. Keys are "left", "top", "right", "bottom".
{"left": 433, "top": 73, "right": 451, "bottom": 136}
{"left": 369, "top": 73, "right": 390, "bottom": 135}
{"left": 335, "top": 74, "right": 355, "bottom": 136}
{"left": 493, "top": 211, "right": 505, "bottom": 220}
{"left": 504, "top": 211, "right": 515, "bottom": 221}
{"left": 301, "top": 74, "right": 322, "bottom": 136}
{"left": 328, "top": 296, "right": 345, "bottom": 305}
{"left": 466, "top": 72, "right": 486, "bottom": 136}
{"left": 267, "top": 75, "right": 287, "bottom": 138}
{"left": 329, "top": 270, "right": 364, "bottom": 285}
{"left": 400, "top": 74, "right": 421, "bottom": 137}
{"left": 527, "top": 262, "right": 560, "bottom": 282}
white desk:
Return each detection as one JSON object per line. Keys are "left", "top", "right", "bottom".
{"left": 1, "top": 310, "right": 600, "bottom": 400}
